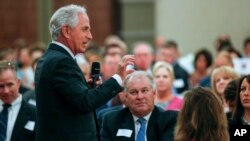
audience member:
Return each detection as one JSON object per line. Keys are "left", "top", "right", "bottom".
{"left": 224, "top": 79, "right": 239, "bottom": 119}
{"left": 199, "top": 50, "right": 233, "bottom": 88}
{"left": 211, "top": 66, "right": 240, "bottom": 113}
{"left": 28, "top": 42, "right": 46, "bottom": 63}
{"left": 231, "top": 75, "right": 250, "bottom": 125}
{"left": 152, "top": 61, "right": 183, "bottom": 111}
{"left": 101, "top": 71, "right": 178, "bottom": 141}
{"left": 132, "top": 41, "right": 155, "bottom": 75}
{"left": 243, "top": 37, "right": 250, "bottom": 58}
{"left": 0, "top": 60, "right": 36, "bottom": 141}
{"left": 104, "top": 41, "right": 127, "bottom": 57}
{"left": 189, "top": 48, "right": 213, "bottom": 87}
{"left": 156, "top": 40, "right": 189, "bottom": 94}
{"left": 101, "top": 55, "right": 122, "bottom": 81}
{"left": 214, "top": 34, "right": 233, "bottom": 53}
{"left": 22, "top": 57, "right": 41, "bottom": 106}
{"left": 17, "top": 46, "right": 34, "bottom": 89}
{"left": 174, "top": 87, "right": 229, "bottom": 141}
{"left": 154, "top": 35, "right": 166, "bottom": 49}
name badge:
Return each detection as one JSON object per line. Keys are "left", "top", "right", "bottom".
{"left": 116, "top": 129, "right": 133, "bottom": 137}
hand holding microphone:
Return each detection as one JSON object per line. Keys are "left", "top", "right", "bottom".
{"left": 90, "top": 62, "right": 101, "bottom": 88}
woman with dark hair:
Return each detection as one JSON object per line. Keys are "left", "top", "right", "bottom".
{"left": 230, "top": 75, "right": 250, "bottom": 125}
{"left": 224, "top": 79, "right": 239, "bottom": 119}
{"left": 189, "top": 48, "right": 213, "bottom": 87}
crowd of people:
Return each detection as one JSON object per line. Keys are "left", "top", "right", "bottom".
{"left": 1, "top": 4, "right": 250, "bottom": 141}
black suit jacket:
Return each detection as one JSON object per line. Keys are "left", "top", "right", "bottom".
{"left": 11, "top": 100, "right": 36, "bottom": 141}
{"left": 100, "top": 106, "right": 178, "bottom": 141}
{"left": 35, "top": 43, "right": 122, "bottom": 141}
{"left": 173, "top": 63, "right": 189, "bottom": 94}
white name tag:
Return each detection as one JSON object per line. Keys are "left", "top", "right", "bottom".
{"left": 116, "top": 129, "right": 133, "bottom": 137}
{"left": 24, "top": 121, "right": 35, "bottom": 131}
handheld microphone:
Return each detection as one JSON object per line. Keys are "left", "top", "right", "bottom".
{"left": 90, "top": 62, "right": 100, "bottom": 88}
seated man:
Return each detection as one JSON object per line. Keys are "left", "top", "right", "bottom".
{"left": 0, "top": 60, "right": 36, "bottom": 141}
{"left": 101, "top": 71, "right": 178, "bottom": 141}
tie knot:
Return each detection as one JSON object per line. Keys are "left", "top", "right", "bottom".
{"left": 2, "top": 104, "right": 11, "bottom": 110}
{"left": 138, "top": 118, "right": 146, "bottom": 125}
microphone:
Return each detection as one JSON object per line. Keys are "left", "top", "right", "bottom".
{"left": 90, "top": 62, "right": 100, "bottom": 88}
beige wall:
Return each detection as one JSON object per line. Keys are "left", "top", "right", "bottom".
{"left": 156, "top": 0, "right": 250, "bottom": 55}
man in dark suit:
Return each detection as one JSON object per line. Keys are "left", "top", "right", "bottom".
{"left": 101, "top": 71, "right": 178, "bottom": 141}
{"left": 0, "top": 60, "right": 36, "bottom": 141}
{"left": 35, "top": 4, "right": 134, "bottom": 141}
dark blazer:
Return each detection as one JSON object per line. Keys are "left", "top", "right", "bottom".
{"left": 11, "top": 100, "right": 36, "bottom": 141}
{"left": 100, "top": 106, "right": 178, "bottom": 141}
{"left": 35, "top": 43, "right": 122, "bottom": 141}
{"left": 173, "top": 63, "right": 189, "bottom": 94}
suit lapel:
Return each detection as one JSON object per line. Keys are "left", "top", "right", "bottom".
{"left": 146, "top": 107, "right": 160, "bottom": 141}
{"left": 118, "top": 108, "right": 135, "bottom": 140}
{"left": 11, "top": 101, "right": 30, "bottom": 141}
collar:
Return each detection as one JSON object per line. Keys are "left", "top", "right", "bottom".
{"left": 10, "top": 94, "right": 22, "bottom": 109}
{"left": 52, "top": 41, "right": 75, "bottom": 59}
{"left": 132, "top": 111, "right": 152, "bottom": 123}
{"left": 0, "top": 94, "right": 22, "bottom": 109}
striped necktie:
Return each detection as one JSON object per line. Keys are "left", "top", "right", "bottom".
{"left": 0, "top": 104, "right": 11, "bottom": 141}
{"left": 136, "top": 118, "right": 146, "bottom": 141}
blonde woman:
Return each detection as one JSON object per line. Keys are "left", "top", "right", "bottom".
{"left": 152, "top": 61, "right": 183, "bottom": 111}
{"left": 211, "top": 66, "right": 240, "bottom": 113}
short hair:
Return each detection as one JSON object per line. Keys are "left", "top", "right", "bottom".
{"left": 123, "top": 71, "right": 156, "bottom": 93}
{"left": 224, "top": 79, "right": 238, "bottom": 102}
{"left": 29, "top": 46, "right": 46, "bottom": 56}
{"left": 132, "top": 41, "right": 154, "bottom": 55}
{"left": 152, "top": 61, "right": 175, "bottom": 80}
{"left": 164, "top": 40, "right": 178, "bottom": 49}
{"left": 194, "top": 48, "right": 213, "bottom": 69}
{"left": 0, "top": 60, "right": 17, "bottom": 73}
{"left": 211, "top": 66, "right": 240, "bottom": 95}
{"left": 49, "top": 4, "right": 87, "bottom": 40}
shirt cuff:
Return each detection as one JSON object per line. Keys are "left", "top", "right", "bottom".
{"left": 112, "top": 74, "right": 122, "bottom": 86}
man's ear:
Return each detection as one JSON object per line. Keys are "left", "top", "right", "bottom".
{"left": 61, "top": 25, "right": 71, "bottom": 39}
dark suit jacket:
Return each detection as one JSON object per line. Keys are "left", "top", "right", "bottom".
{"left": 11, "top": 99, "right": 36, "bottom": 141}
{"left": 100, "top": 106, "right": 178, "bottom": 141}
{"left": 173, "top": 63, "right": 189, "bottom": 94}
{"left": 35, "top": 43, "right": 122, "bottom": 141}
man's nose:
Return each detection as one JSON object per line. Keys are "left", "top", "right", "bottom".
{"left": 87, "top": 31, "right": 93, "bottom": 40}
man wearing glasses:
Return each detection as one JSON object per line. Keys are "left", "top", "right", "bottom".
{"left": 101, "top": 71, "right": 177, "bottom": 141}
{"left": 0, "top": 60, "right": 36, "bottom": 141}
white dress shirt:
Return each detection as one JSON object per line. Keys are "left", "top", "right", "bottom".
{"left": 51, "top": 41, "right": 123, "bottom": 86}
{"left": 132, "top": 112, "right": 152, "bottom": 141}
{"left": 0, "top": 94, "right": 22, "bottom": 141}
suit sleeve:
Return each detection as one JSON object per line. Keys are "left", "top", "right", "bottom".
{"left": 53, "top": 57, "right": 122, "bottom": 113}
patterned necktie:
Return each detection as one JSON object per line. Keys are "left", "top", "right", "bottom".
{"left": 0, "top": 104, "right": 11, "bottom": 141}
{"left": 136, "top": 118, "right": 146, "bottom": 141}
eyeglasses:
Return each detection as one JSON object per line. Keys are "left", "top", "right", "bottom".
{"left": 0, "top": 60, "right": 16, "bottom": 71}
{"left": 128, "top": 88, "right": 151, "bottom": 96}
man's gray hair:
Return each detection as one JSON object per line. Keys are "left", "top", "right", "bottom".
{"left": 49, "top": 4, "right": 87, "bottom": 41}
{"left": 123, "top": 71, "right": 156, "bottom": 93}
